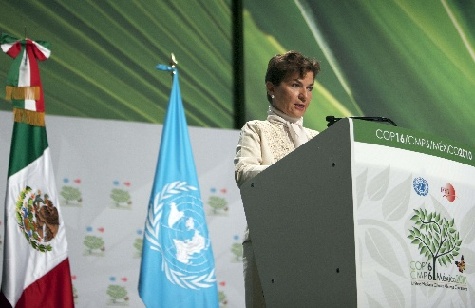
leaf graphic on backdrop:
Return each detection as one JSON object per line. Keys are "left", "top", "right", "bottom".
{"left": 355, "top": 168, "right": 368, "bottom": 208}
{"left": 432, "top": 288, "right": 449, "bottom": 307}
{"left": 367, "top": 166, "right": 390, "bottom": 201}
{"left": 459, "top": 287, "right": 469, "bottom": 308}
{"left": 468, "top": 274, "right": 475, "bottom": 296}
{"left": 430, "top": 195, "right": 451, "bottom": 221}
{"left": 358, "top": 238, "right": 364, "bottom": 279}
{"left": 460, "top": 203, "right": 475, "bottom": 244}
{"left": 418, "top": 274, "right": 437, "bottom": 299}
{"left": 376, "top": 272, "right": 405, "bottom": 307}
{"left": 364, "top": 292, "right": 385, "bottom": 308}
{"left": 366, "top": 228, "right": 405, "bottom": 277}
{"left": 382, "top": 175, "right": 412, "bottom": 221}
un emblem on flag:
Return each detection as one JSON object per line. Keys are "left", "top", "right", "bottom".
{"left": 145, "top": 181, "right": 216, "bottom": 289}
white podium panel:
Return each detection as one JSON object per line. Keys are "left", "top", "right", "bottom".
{"left": 240, "top": 118, "right": 475, "bottom": 307}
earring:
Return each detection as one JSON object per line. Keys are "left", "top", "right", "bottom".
{"left": 271, "top": 95, "right": 275, "bottom": 99}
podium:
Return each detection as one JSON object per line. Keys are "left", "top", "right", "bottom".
{"left": 240, "top": 118, "right": 475, "bottom": 307}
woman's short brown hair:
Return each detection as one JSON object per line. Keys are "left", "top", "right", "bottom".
{"left": 265, "top": 50, "right": 320, "bottom": 103}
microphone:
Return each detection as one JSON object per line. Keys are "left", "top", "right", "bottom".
{"left": 325, "top": 116, "right": 340, "bottom": 127}
{"left": 326, "top": 116, "right": 397, "bottom": 127}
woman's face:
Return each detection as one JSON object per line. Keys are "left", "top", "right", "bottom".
{"left": 267, "top": 71, "right": 314, "bottom": 118}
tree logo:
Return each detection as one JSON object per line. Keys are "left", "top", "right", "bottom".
{"left": 408, "top": 208, "right": 462, "bottom": 280}
{"left": 207, "top": 195, "right": 229, "bottom": 215}
{"left": 84, "top": 235, "right": 105, "bottom": 256}
{"left": 110, "top": 188, "right": 132, "bottom": 209}
{"left": 110, "top": 180, "right": 133, "bottom": 209}
{"left": 60, "top": 185, "right": 82, "bottom": 206}
{"left": 106, "top": 284, "right": 129, "bottom": 305}
{"left": 16, "top": 186, "right": 60, "bottom": 252}
{"left": 60, "top": 178, "right": 83, "bottom": 207}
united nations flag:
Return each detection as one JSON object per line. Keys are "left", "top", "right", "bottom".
{"left": 138, "top": 66, "right": 218, "bottom": 308}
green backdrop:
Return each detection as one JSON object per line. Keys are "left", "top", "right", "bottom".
{"left": 1, "top": 0, "right": 474, "bottom": 146}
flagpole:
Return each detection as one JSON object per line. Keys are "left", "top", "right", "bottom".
{"left": 139, "top": 55, "right": 219, "bottom": 307}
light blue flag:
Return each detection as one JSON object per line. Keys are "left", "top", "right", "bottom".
{"left": 139, "top": 66, "right": 219, "bottom": 308}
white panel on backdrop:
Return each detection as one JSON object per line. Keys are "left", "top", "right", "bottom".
{"left": 0, "top": 111, "right": 246, "bottom": 307}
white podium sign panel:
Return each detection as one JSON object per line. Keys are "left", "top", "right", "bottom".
{"left": 240, "top": 118, "right": 475, "bottom": 307}
{"left": 352, "top": 119, "right": 475, "bottom": 307}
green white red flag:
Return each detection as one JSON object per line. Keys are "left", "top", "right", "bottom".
{"left": 0, "top": 33, "right": 74, "bottom": 307}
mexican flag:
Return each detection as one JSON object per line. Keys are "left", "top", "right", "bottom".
{"left": 0, "top": 34, "right": 74, "bottom": 307}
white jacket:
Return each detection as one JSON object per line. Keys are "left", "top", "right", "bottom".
{"left": 234, "top": 119, "right": 318, "bottom": 241}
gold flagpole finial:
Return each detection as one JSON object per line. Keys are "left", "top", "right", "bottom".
{"left": 169, "top": 53, "right": 178, "bottom": 67}
{"left": 169, "top": 53, "right": 178, "bottom": 75}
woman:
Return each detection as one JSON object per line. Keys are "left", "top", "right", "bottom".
{"left": 234, "top": 50, "right": 321, "bottom": 307}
